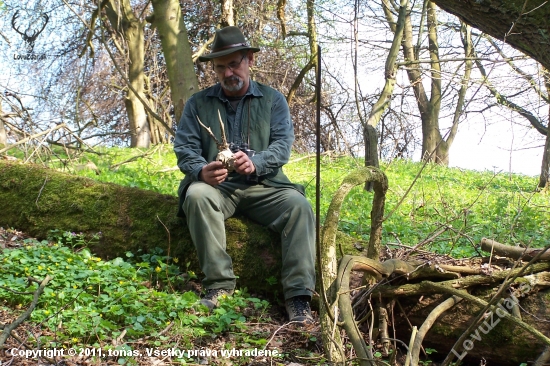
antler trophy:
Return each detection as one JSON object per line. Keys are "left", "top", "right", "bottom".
{"left": 196, "top": 110, "right": 236, "bottom": 171}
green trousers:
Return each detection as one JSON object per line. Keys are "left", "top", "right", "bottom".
{"left": 183, "top": 180, "right": 316, "bottom": 300}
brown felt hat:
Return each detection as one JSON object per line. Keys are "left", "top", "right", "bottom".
{"left": 198, "top": 26, "right": 260, "bottom": 62}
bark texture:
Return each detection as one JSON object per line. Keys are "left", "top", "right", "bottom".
{"left": 431, "top": 0, "right": 550, "bottom": 71}
{"left": 150, "top": 0, "right": 199, "bottom": 123}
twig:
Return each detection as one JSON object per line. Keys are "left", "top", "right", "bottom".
{"left": 0, "top": 124, "right": 66, "bottom": 154}
{"left": 263, "top": 321, "right": 316, "bottom": 350}
{"left": 0, "top": 275, "right": 53, "bottom": 347}
{"left": 35, "top": 177, "right": 48, "bottom": 208}
{"left": 109, "top": 146, "right": 160, "bottom": 170}
{"left": 112, "top": 329, "right": 127, "bottom": 346}
{"left": 404, "top": 225, "right": 448, "bottom": 259}
{"left": 156, "top": 214, "right": 175, "bottom": 293}
{"left": 404, "top": 325, "right": 417, "bottom": 366}
{"left": 0, "top": 286, "right": 36, "bottom": 296}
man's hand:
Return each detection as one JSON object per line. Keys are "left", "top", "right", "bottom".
{"left": 199, "top": 161, "right": 228, "bottom": 186}
{"left": 233, "top": 151, "right": 256, "bottom": 175}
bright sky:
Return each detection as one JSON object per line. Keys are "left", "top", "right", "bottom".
{"left": 449, "top": 115, "right": 543, "bottom": 177}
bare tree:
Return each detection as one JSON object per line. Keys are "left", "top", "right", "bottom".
{"left": 102, "top": 0, "right": 150, "bottom": 148}
{"left": 472, "top": 36, "right": 549, "bottom": 188}
{"left": 391, "top": 0, "right": 473, "bottom": 164}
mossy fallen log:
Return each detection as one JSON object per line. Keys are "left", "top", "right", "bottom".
{"left": 0, "top": 160, "right": 286, "bottom": 294}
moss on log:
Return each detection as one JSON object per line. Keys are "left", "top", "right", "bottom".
{"left": 0, "top": 160, "right": 286, "bottom": 293}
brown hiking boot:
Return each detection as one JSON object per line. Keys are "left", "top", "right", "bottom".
{"left": 285, "top": 295, "right": 314, "bottom": 324}
{"left": 200, "top": 288, "right": 234, "bottom": 310}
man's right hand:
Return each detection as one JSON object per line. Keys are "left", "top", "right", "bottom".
{"left": 199, "top": 161, "right": 228, "bottom": 186}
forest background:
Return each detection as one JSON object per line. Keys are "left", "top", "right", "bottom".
{"left": 0, "top": 0, "right": 548, "bottom": 185}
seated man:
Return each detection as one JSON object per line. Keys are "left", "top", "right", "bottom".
{"left": 174, "top": 26, "right": 316, "bottom": 324}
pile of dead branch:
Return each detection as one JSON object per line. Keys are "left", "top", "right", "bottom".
{"left": 345, "top": 239, "right": 550, "bottom": 365}
{"left": 317, "top": 167, "right": 550, "bottom": 366}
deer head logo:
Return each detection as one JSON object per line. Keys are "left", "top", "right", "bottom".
{"left": 11, "top": 10, "right": 49, "bottom": 54}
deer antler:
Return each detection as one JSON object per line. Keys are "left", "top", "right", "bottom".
{"left": 217, "top": 109, "right": 229, "bottom": 149}
{"left": 195, "top": 110, "right": 230, "bottom": 151}
{"left": 196, "top": 110, "right": 235, "bottom": 171}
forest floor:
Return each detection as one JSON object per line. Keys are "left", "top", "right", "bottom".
{"left": 0, "top": 227, "right": 329, "bottom": 366}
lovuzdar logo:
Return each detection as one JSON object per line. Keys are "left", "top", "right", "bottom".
{"left": 11, "top": 10, "right": 49, "bottom": 54}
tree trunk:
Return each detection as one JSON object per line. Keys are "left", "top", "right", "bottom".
{"left": 125, "top": 25, "right": 150, "bottom": 148}
{"left": 0, "top": 102, "right": 6, "bottom": 149}
{"left": 426, "top": 1, "right": 448, "bottom": 164}
{"left": 220, "top": 0, "right": 234, "bottom": 27}
{"left": 400, "top": 1, "right": 471, "bottom": 165}
{"left": 401, "top": 2, "right": 443, "bottom": 163}
{"left": 445, "top": 22, "right": 473, "bottom": 151}
{"left": 105, "top": 0, "right": 150, "bottom": 148}
{"left": 0, "top": 160, "right": 278, "bottom": 294}
{"left": 539, "top": 72, "right": 550, "bottom": 190}
{"left": 286, "top": 0, "right": 318, "bottom": 105}
{"left": 540, "top": 126, "right": 550, "bottom": 190}
{"left": 150, "top": 0, "right": 199, "bottom": 123}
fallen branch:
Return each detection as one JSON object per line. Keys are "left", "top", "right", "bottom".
{"left": 0, "top": 124, "right": 66, "bottom": 154}
{"left": 373, "top": 261, "right": 550, "bottom": 297}
{"left": 481, "top": 238, "right": 550, "bottom": 261}
{"left": 534, "top": 346, "right": 550, "bottom": 366}
{"left": 410, "top": 295, "right": 462, "bottom": 365}
{"left": 335, "top": 255, "right": 417, "bottom": 366}
{"left": 404, "top": 326, "right": 417, "bottom": 366}
{"left": 423, "top": 281, "right": 550, "bottom": 347}
{"left": 0, "top": 275, "right": 53, "bottom": 348}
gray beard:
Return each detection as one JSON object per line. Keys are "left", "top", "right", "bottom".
{"left": 222, "top": 76, "right": 244, "bottom": 92}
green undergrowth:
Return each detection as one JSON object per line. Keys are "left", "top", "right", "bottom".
{"left": 0, "top": 234, "right": 272, "bottom": 362}
{"left": 2, "top": 145, "right": 548, "bottom": 365}
{"left": 31, "top": 144, "right": 549, "bottom": 258}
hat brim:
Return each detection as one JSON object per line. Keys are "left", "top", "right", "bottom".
{"left": 198, "top": 46, "right": 260, "bottom": 62}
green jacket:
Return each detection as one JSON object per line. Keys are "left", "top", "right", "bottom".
{"left": 174, "top": 81, "right": 304, "bottom": 215}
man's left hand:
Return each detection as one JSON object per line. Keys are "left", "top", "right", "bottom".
{"left": 232, "top": 151, "right": 256, "bottom": 175}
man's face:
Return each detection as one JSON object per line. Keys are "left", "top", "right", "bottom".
{"left": 212, "top": 51, "right": 253, "bottom": 96}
